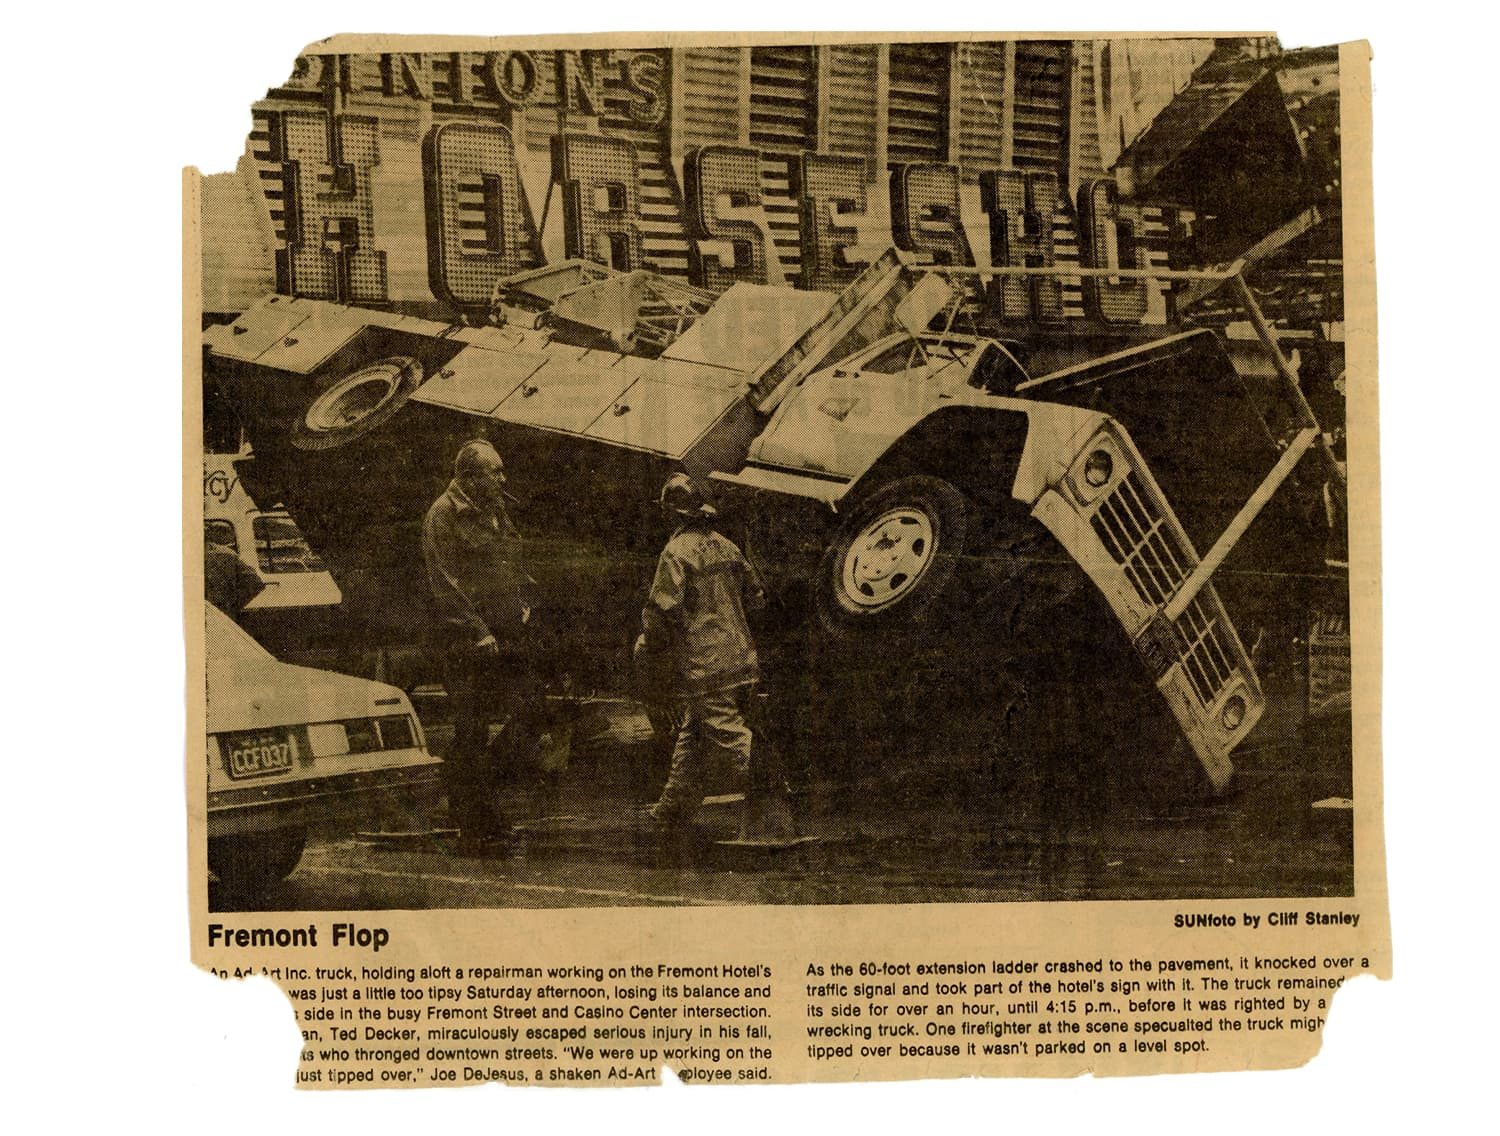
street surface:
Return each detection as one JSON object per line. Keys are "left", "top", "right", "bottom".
{"left": 212, "top": 669, "right": 1353, "bottom": 911}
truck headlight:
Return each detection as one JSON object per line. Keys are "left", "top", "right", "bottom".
{"left": 1221, "top": 695, "right": 1247, "bottom": 731}
{"left": 1084, "top": 449, "right": 1113, "bottom": 488}
{"left": 1068, "top": 436, "right": 1120, "bottom": 503}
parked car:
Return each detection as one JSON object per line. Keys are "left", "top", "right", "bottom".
{"left": 204, "top": 448, "right": 341, "bottom": 612}
{"left": 204, "top": 606, "right": 441, "bottom": 897}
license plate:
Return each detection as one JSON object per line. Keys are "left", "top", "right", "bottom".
{"left": 222, "top": 729, "right": 298, "bottom": 780}
{"left": 1133, "top": 612, "right": 1179, "bottom": 680}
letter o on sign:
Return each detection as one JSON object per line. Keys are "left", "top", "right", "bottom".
{"left": 489, "top": 51, "right": 539, "bottom": 107}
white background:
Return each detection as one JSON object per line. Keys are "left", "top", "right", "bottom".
{"left": 8, "top": 2, "right": 1491, "bottom": 1130}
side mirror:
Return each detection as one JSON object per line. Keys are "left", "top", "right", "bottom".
{"left": 893, "top": 273, "right": 955, "bottom": 338}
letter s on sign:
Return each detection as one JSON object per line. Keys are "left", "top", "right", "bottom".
{"left": 684, "top": 145, "right": 786, "bottom": 289}
{"left": 890, "top": 162, "right": 974, "bottom": 270}
{"left": 622, "top": 53, "right": 664, "bottom": 125}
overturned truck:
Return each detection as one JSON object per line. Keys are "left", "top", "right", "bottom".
{"left": 204, "top": 249, "right": 1338, "bottom": 795}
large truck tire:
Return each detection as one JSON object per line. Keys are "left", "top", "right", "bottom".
{"left": 291, "top": 356, "right": 423, "bottom": 452}
{"left": 813, "top": 475, "right": 968, "bottom": 640}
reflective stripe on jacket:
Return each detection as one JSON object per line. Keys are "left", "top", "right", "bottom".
{"left": 642, "top": 523, "right": 763, "bottom": 697}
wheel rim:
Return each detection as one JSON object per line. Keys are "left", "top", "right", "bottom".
{"left": 305, "top": 362, "right": 406, "bottom": 433}
{"left": 840, "top": 506, "right": 938, "bottom": 612}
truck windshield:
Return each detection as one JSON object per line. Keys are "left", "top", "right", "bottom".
{"left": 967, "top": 343, "right": 1030, "bottom": 394}
{"left": 859, "top": 338, "right": 975, "bottom": 375}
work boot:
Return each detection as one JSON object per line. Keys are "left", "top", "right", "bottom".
{"left": 645, "top": 802, "right": 688, "bottom": 829}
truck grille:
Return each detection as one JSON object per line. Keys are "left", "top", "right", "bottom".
{"left": 1090, "top": 471, "right": 1188, "bottom": 605}
{"left": 1091, "top": 471, "right": 1235, "bottom": 708}
{"left": 1175, "top": 598, "right": 1238, "bottom": 708}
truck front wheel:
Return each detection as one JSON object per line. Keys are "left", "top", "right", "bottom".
{"left": 814, "top": 475, "right": 968, "bottom": 639}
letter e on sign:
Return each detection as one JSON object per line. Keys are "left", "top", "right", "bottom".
{"left": 794, "top": 152, "right": 869, "bottom": 291}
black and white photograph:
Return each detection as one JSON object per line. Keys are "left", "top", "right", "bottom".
{"left": 196, "top": 34, "right": 1358, "bottom": 915}
{"left": 23, "top": 0, "right": 1500, "bottom": 1114}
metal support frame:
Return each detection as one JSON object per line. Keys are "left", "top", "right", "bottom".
{"left": 1229, "top": 273, "right": 1347, "bottom": 496}
{"left": 1163, "top": 426, "right": 1320, "bottom": 623}
{"left": 928, "top": 259, "right": 1348, "bottom": 498}
{"left": 933, "top": 263, "right": 1237, "bottom": 284}
{"left": 927, "top": 258, "right": 1346, "bottom": 624}
{"left": 1172, "top": 205, "right": 1325, "bottom": 310}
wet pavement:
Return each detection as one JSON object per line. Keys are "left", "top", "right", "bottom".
{"left": 212, "top": 672, "right": 1354, "bottom": 912}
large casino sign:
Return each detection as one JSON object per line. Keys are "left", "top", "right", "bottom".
{"left": 204, "top": 41, "right": 1345, "bottom": 792}
{"left": 220, "top": 45, "right": 1181, "bottom": 327}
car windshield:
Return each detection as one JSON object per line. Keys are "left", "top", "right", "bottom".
{"left": 966, "top": 343, "right": 1030, "bottom": 394}
{"left": 204, "top": 518, "right": 238, "bottom": 553}
{"left": 253, "top": 514, "right": 327, "bottom": 573}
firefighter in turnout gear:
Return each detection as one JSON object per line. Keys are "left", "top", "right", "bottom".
{"left": 636, "top": 473, "right": 765, "bottom": 829}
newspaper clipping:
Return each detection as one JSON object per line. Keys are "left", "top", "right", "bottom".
{"left": 187, "top": 31, "right": 1384, "bottom": 1086}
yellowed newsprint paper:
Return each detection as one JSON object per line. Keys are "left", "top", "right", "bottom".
{"left": 186, "top": 31, "right": 1383, "bottom": 1087}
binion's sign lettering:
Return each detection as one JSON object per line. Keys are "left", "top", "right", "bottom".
{"left": 250, "top": 48, "right": 1156, "bottom": 325}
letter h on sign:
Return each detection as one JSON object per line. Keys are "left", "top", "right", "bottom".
{"left": 272, "top": 108, "right": 389, "bottom": 304}
{"left": 980, "top": 169, "right": 1063, "bottom": 322}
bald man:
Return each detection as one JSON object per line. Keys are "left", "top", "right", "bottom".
{"left": 423, "top": 440, "right": 541, "bottom": 849}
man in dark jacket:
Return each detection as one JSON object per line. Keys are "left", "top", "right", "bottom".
{"left": 636, "top": 473, "right": 764, "bottom": 829}
{"left": 423, "top": 440, "right": 542, "bottom": 848}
